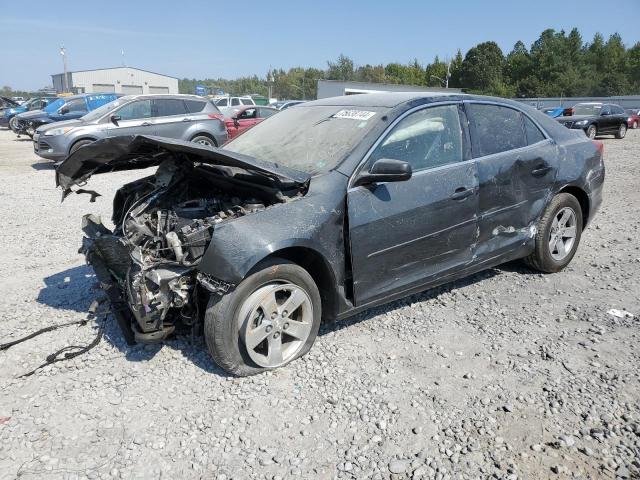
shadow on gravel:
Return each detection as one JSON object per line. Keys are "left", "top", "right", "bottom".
{"left": 319, "top": 267, "right": 503, "bottom": 336}
{"left": 37, "top": 264, "right": 97, "bottom": 312}
{"left": 31, "top": 161, "right": 56, "bottom": 171}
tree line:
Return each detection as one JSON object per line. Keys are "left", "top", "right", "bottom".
{"left": 179, "top": 28, "right": 639, "bottom": 99}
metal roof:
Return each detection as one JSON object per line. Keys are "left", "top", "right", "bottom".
{"left": 51, "top": 66, "right": 178, "bottom": 80}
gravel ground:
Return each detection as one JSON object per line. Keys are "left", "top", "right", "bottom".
{"left": 0, "top": 127, "right": 638, "bottom": 480}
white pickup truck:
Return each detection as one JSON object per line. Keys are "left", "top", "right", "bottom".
{"left": 213, "top": 96, "right": 255, "bottom": 118}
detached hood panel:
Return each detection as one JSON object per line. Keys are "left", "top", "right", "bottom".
{"left": 56, "top": 135, "right": 311, "bottom": 193}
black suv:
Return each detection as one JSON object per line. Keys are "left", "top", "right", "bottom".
{"left": 556, "top": 103, "right": 628, "bottom": 139}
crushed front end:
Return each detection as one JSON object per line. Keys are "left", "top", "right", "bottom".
{"left": 58, "top": 136, "right": 309, "bottom": 344}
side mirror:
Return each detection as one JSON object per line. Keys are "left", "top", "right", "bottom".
{"left": 110, "top": 115, "right": 121, "bottom": 126}
{"left": 353, "top": 158, "right": 412, "bottom": 187}
{"left": 233, "top": 117, "right": 239, "bottom": 128}
{"left": 59, "top": 106, "right": 69, "bottom": 115}
{"left": 600, "top": 111, "right": 609, "bottom": 117}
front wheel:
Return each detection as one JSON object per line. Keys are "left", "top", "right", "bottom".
{"left": 586, "top": 125, "right": 597, "bottom": 139}
{"left": 9, "top": 117, "right": 19, "bottom": 132}
{"left": 204, "top": 258, "right": 321, "bottom": 376}
{"left": 615, "top": 123, "right": 627, "bottom": 139}
{"left": 524, "top": 193, "right": 583, "bottom": 273}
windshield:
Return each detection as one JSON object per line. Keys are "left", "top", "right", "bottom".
{"left": 572, "top": 104, "right": 602, "bottom": 116}
{"left": 222, "top": 105, "right": 384, "bottom": 174}
{"left": 44, "top": 98, "right": 65, "bottom": 114}
{"left": 81, "top": 97, "right": 129, "bottom": 121}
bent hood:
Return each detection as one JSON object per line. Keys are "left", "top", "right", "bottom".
{"left": 56, "top": 135, "right": 311, "bottom": 196}
{"left": 36, "top": 119, "right": 84, "bottom": 134}
{"left": 15, "top": 109, "right": 46, "bottom": 120}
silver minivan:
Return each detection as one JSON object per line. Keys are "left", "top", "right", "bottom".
{"left": 33, "top": 95, "right": 228, "bottom": 161}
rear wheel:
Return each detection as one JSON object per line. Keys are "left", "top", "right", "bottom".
{"left": 586, "top": 125, "right": 597, "bottom": 139}
{"left": 633, "top": 121, "right": 638, "bottom": 129}
{"left": 191, "top": 135, "right": 216, "bottom": 148}
{"left": 524, "top": 193, "right": 583, "bottom": 273}
{"left": 615, "top": 123, "right": 627, "bottom": 139}
{"left": 204, "top": 258, "right": 321, "bottom": 376}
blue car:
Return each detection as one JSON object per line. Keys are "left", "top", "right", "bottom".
{"left": 12, "top": 93, "right": 121, "bottom": 137}
{"left": 1, "top": 97, "right": 57, "bottom": 129}
{"left": 541, "top": 107, "right": 565, "bottom": 118}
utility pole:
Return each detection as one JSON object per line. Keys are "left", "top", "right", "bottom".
{"left": 445, "top": 59, "right": 451, "bottom": 89}
{"left": 60, "top": 46, "right": 68, "bottom": 93}
{"left": 121, "top": 48, "right": 126, "bottom": 67}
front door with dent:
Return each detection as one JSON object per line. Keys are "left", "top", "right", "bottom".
{"left": 348, "top": 104, "right": 479, "bottom": 306}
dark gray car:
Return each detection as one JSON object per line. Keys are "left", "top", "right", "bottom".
{"left": 34, "top": 95, "right": 228, "bottom": 161}
{"left": 57, "top": 92, "right": 604, "bottom": 376}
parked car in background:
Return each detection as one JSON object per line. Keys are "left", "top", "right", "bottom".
{"left": 556, "top": 103, "right": 628, "bottom": 139}
{"left": 56, "top": 92, "right": 604, "bottom": 375}
{"left": 214, "top": 96, "right": 255, "bottom": 117}
{"left": 269, "top": 100, "right": 306, "bottom": 111}
{"left": 224, "top": 105, "right": 278, "bottom": 139}
{"left": 541, "top": 106, "right": 564, "bottom": 118}
{"left": 12, "top": 93, "right": 121, "bottom": 137}
{"left": 33, "top": 95, "right": 227, "bottom": 161}
{"left": 0, "top": 96, "right": 20, "bottom": 110}
{"left": 625, "top": 109, "right": 639, "bottom": 129}
{"left": 1, "top": 97, "right": 57, "bottom": 129}
{"left": 11, "top": 96, "right": 26, "bottom": 104}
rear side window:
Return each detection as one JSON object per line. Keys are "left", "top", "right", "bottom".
{"left": 369, "top": 104, "right": 463, "bottom": 172}
{"left": 231, "top": 98, "right": 241, "bottom": 106}
{"left": 153, "top": 99, "right": 187, "bottom": 117}
{"left": 184, "top": 100, "right": 206, "bottom": 113}
{"left": 523, "top": 115, "right": 546, "bottom": 145}
{"left": 241, "top": 98, "right": 254, "bottom": 105}
{"left": 467, "top": 104, "right": 526, "bottom": 157}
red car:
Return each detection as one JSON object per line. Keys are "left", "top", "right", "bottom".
{"left": 626, "top": 109, "right": 640, "bottom": 129}
{"left": 225, "top": 106, "right": 278, "bottom": 139}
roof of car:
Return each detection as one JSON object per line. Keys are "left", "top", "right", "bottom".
{"left": 307, "top": 91, "right": 464, "bottom": 108}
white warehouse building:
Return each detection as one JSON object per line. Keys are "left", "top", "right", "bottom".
{"left": 51, "top": 67, "right": 179, "bottom": 95}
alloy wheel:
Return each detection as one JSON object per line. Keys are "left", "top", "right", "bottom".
{"left": 238, "top": 282, "right": 313, "bottom": 368}
{"left": 548, "top": 207, "right": 577, "bottom": 261}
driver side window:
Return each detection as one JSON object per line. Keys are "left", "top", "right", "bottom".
{"left": 369, "top": 104, "right": 463, "bottom": 172}
{"left": 115, "top": 100, "right": 152, "bottom": 121}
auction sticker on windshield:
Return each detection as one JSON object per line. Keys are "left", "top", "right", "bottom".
{"left": 332, "top": 110, "right": 376, "bottom": 120}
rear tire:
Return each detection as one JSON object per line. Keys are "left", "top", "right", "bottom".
{"left": 586, "top": 125, "right": 597, "bottom": 139}
{"left": 204, "top": 257, "right": 321, "bottom": 376}
{"left": 69, "top": 139, "right": 94, "bottom": 155}
{"left": 524, "top": 193, "right": 583, "bottom": 273}
{"left": 191, "top": 135, "right": 216, "bottom": 148}
{"left": 615, "top": 123, "right": 627, "bottom": 139}
{"left": 633, "top": 121, "right": 638, "bottom": 129}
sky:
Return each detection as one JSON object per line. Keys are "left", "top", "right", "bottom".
{"left": 1, "top": 0, "right": 639, "bottom": 91}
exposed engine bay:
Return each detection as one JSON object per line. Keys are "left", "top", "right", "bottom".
{"left": 80, "top": 158, "right": 300, "bottom": 343}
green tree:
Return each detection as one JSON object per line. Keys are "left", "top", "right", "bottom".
{"left": 460, "top": 41, "right": 505, "bottom": 93}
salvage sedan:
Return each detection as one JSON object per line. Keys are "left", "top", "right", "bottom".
{"left": 57, "top": 93, "right": 605, "bottom": 376}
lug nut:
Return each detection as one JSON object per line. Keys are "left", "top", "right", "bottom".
{"left": 273, "top": 332, "right": 280, "bottom": 339}
{"left": 266, "top": 325, "right": 273, "bottom": 333}
{"left": 283, "top": 322, "right": 289, "bottom": 330}
{"left": 282, "top": 310, "right": 288, "bottom": 317}
{"left": 271, "top": 312, "right": 277, "bottom": 319}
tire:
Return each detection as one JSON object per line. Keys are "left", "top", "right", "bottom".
{"left": 9, "top": 117, "right": 19, "bottom": 132}
{"left": 615, "top": 123, "right": 627, "bottom": 139}
{"left": 191, "top": 135, "right": 216, "bottom": 148}
{"left": 524, "top": 193, "right": 583, "bottom": 273}
{"left": 633, "top": 121, "right": 638, "bottom": 129}
{"left": 204, "top": 257, "right": 322, "bottom": 376}
{"left": 69, "top": 139, "right": 94, "bottom": 155}
{"left": 586, "top": 125, "right": 597, "bottom": 139}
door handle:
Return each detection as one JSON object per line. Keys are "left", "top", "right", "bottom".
{"left": 531, "top": 165, "right": 552, "bottom": 177}
{"left": 450, "top": 187, "right": 473, "bottom": 201}
{"left": 182, "top": 118, "right": 192, "bottom": 122}
{"left": 140, "top": 122, "right": 152, "bottom": 127}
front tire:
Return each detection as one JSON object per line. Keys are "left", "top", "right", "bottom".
{"left": 586, "top": 125, "right": 597, "bottom": 139}
{"left": 524, "top": 193, "right": 583, "bottom": 273}
{"left": 204, "top": 258, "right": 321, "bottom": 376}
{"left": 615, "top": 123, "right": 627, "bottom": 139}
